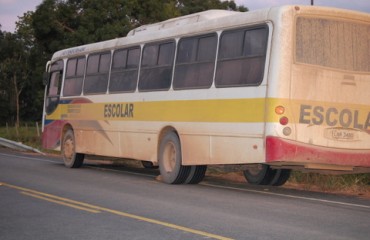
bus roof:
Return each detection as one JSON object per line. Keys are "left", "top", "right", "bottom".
{"left": 51, "top": 5, "right": 369, "bottom": 61}
{"left": 127, "top": 10, "right": 242, "bottom": 37}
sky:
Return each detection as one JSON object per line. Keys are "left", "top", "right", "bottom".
{"left": 1, "top": 0, "right": 370, "bottom": 33}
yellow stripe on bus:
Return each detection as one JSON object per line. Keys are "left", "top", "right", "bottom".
{"left": 46, "top": 98, "right": 370, "bottom": 128}
{"left": 47, "top": 98, "right": 267, "bottom": 123}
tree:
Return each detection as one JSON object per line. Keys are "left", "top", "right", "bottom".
{"left": 30, "top": 0, "right": 248, "bottom": 56}
{"left": 2, "top": 0, "right": 248, "bottom": 126}
{"left": 176, "top": 0, "right": 248, "bottom": 15}
{"left": 0, "top": 26, "right": 11, "bottom": 124}
{"left": 0, "top": 31, "right": 31, "bottom": 127}
{"left": 123, "top": 0, "right": 248, "bottom": 26}
{"left": 0, "top": 11, "right": 44, "bottom": 126}
{"left": 31, "top": 0, "right": 134, "bottom": 55}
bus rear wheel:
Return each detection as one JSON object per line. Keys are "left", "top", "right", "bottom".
{"left": 158, "top": 132, "right": 191, "bottom": 184}
{"left": 243, "top": 164, "right": 290, "bottom": 186}
{"left": 62, "top": 129, "right": 84, "bottom": 168}
{"left": 269, "top": 169, "right": 291, "bottom": 186}
{"left": 243, "top": 164, "right": 275, "bottom": 185}
{"left": 185, "top": 165, "right": 207, "bottom": 184}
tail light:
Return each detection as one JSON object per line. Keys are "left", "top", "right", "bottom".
{"left": 275, "top": 105, "right": 291, "bottom": 136}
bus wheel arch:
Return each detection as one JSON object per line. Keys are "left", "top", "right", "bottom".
{"left": 61, "top": 125, "right": 84, "bottom": 168}
{"left": 61, "top": 124, "right": 73, "bottom": 138}
{"left": 157, "top": 126, "right": 177, "bottom": 166}
{"left": 158, "top": 129, "right": 191, "bottom": 184}
{"left": 158, "top": 126, "right": 178, "bottom": 148}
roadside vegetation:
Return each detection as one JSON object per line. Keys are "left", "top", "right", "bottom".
{"left": 288, "top": 171, "right": 370, "bottom": 197}
{"left": 0, "top": 123, "right": 41, "bottom": 149}
{"left": 1, "top": 124, "right": 368, "bottom": 198}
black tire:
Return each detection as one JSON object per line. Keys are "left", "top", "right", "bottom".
{"left": 62, "top": 129, "right": 84, "bottom": 168}
{"left": 185, "top": 165, "right": 207, "bottom": 184}
{"left": 158, "top": 132, "right": 191, "bottom": 184}
{"left": 243, "top": 164, "right": 276, "bottom": 185}
{"left": 269, "top": 169, "right": 291, "bottom": 186}
{"left": 141, "top": 161, "right": 159, "bottom": 169}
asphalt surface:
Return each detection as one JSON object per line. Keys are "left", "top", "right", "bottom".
{"left": 0, "top": 148, "right": 369, "bottom": 240}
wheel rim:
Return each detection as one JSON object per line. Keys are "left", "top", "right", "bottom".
{"left": 163, "top": 141, "right": 176, "bottom": 173}
{"left": 247, "top": 164, "right": 264, "bottom": 176}
{"left": 63, "top": 137, "right": 74, "bottom": 164}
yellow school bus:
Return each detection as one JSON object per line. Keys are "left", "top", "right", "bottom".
{"left": 42, "top": 5, "right": 370, "bottom": 185}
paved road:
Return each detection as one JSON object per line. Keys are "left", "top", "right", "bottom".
{"left": 0, "top": 149, "right": 369, "bottom": 240}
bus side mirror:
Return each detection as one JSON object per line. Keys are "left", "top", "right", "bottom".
{"left": 43, "top": 72, "right": 50, "bottom": 86}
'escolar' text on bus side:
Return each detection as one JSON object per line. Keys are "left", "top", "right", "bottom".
{"left": 104, "top": 103, "right": 134, "bottom": 118}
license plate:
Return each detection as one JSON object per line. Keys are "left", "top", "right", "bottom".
{"left": 324, "top": 128, "right": 359, "bottom": 141}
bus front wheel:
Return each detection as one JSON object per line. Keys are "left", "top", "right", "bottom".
{"left": 158, "top": 132, "right": 191, "bottom": 184}
{"left": 62, "top": 129, "right": 84, "bottom": 168}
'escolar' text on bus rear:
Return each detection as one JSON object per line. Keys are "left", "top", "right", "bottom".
{"left": 299, "top": 104, "right": 370, "bottom": 130}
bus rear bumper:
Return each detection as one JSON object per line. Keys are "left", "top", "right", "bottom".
{"left": 265, "top": 136, "right": 370, "bottom": 168}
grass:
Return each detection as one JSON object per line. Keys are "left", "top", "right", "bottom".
{"left": 288, "top": 171, "right": 370, "bottom": 194}
{"left": 207, "top": 166, "right": 369, "bottom": 196}
{"left": 0, "top": 124, "right": 42, "bottom": 149}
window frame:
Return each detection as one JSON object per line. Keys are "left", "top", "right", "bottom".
{"left": 138, "top": 40, "right": 175, "bottom": 92}
{"left": 84, "top": 51, "right": 112, "bottom": 95}
{"left": 63, "top": 56, "right": 86, "bottom": 97}
{"left": 45, "top": 60, "right": 63, "bottom": 115}
{"left": 215, "top": 24, "right": 269, "bottom": 88}
{"left": 173, "top": 32, "right": 218, "bottom": 90}
{"left": 109, "top": 46, "right": 141, "bottom": 93}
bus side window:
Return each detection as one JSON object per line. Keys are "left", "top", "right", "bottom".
{"left": 110, "top": 47, "right": 140, "bottom": 93}
{"left": 139, "top": 41, "right": 175, "bottom": 91}
{"left": 84, "top": 52, "right": 111, "bottom": 95}
{"left": 63, "top": 57, "right": 85, "bottom": 96}
{"left": 215, "top": 26, "right": 268, "bottom": 87}
{"left": 174, "top": 33, "right": 217, "bottom": 90}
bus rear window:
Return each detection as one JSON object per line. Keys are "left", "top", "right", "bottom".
{"left": 296, "top": 17, "right": 370, "bottom": 72}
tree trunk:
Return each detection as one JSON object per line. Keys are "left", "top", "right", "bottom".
{"left": 13, "top": 72, "right": 20, "bottom": 130}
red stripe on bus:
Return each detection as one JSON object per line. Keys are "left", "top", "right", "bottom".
{"left": 266, "top": 136, "right": 370, "bottom": 167}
